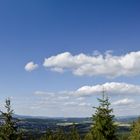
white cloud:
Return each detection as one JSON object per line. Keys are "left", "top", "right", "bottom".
{"left": 112, "top": 98, "right": 134, "bottom": 106}
{"left": 34, "top": 82, "right": 140, "bottom": 98}
{"left": 25, "top": 61, "right": 38, "bottom": 72}
{"left": 43, "top": 51, "right": 140, "bottom": 78}
{"left": 75, "top": 82, "right": 140, "bottom": 97}
{"left": 51, "top": 67, "right": 64, "bottom": 73}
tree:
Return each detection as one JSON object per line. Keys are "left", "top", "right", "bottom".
{"left": 84, "top": 132, "right": 93, "bottom": 140}
{"left": 91, "top": 92, "right": 118, "bottom": 140}
{"left": 68, "top": 124, "right": 81, "bottom": 140}
{"left": 54, "top": 128, "right": 66, "bottom": 140}
{"left": 129, "top": 118, "right": 140, "bottom": 140}
{"left": 40, "top": 128, "right": 67, "bottom": 140}
{"left": 0, "top": 99, "right": 22, "bottom": 140}
{"left": 40, "top": 129, "right": 54, "bottom": 140}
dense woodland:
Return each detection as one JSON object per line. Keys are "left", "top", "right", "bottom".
{"left": 0, "top": 95, "right": 139, "bottom": 140}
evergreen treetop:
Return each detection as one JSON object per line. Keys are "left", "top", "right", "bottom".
{"left": 0, "top": 98, "right": 22, "bottom": 140}
{"left": 92, "top": 91, "right": 118, "bottom": 140}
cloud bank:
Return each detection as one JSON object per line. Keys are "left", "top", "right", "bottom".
{"left": 34, "top": 82, "right": 140, "bottom": 100}
{"left": 43, "top": 51, "right": 140, "bottom": 78}
{"left": 76, "top": 82, "right": 140, "bottom": 97}
{"left": 32, "top": 82, "right": 140, "bottom": 116}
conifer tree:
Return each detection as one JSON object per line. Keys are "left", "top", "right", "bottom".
{"left": 54, "top": 128, "right": 66, "bottom": 140}
{"left": 40, "top": 128, "right": 66, "bottom": 140}
{"left": 68, "top": 124, "right": 81, "bottom": 140}
{"left": 84, "top": 132, "right": 93, "bottom": 140}
{"left": 0, "top": 99, "right": 22, "bottom": 140}
{"left": 91, "top": 92, "right": 117, "bottom": 140}
{"left": 129, "top": 118, "right": 140, "bottom": 140}
{"left": 40, "top": 129, "right": 54, "bottom": 140}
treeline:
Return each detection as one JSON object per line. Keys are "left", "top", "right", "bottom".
{"left": 0, "top": 95, "right": 140, "bottom": 140}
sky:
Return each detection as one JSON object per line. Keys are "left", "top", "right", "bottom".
{"left": 0, "top": 0, "right": 140, "bottom": 117}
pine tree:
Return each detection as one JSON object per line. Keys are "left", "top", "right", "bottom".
{"left": 0, "top": 99, "right": 22, "bottom": 140}
{"left": 84, "top": 132, "right": 93, "bottom": 140}
{"left": 40, "top": 128, "right": 67, "bottom": 140}
{"left": 129, "top": 118, "right": 140, "bottom": 140}
{"left": 91, "top": 92, "right": 117, "bottom": 140}
{"left": 68, "top": 124, "right": 81, "bottom": 140}
{"left": 54, "top": 128, "right": 66, "bottom": 140}
{"left": 40, "top": 129, "right": 54, "bottom": 140}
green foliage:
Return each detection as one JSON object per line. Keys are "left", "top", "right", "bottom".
{"left": 84, "top": 132, "right": 93, "bottom": 140}
{"left": 0, "top": 99, "right": 22, "bottom": 140}
{"left": 40, "top": 128, "right": 67, "bottom": 140}
{"left": 40, "top": 129, "right": 54, "bottom": 140}
{"left": 91, "top": 93, "right": 118, "bottom": 140}
{"left": 40, "top": 125, "right": 81, "bottom": 140}
{"left": 54, "top": 129, "right": 66, "bottom": 140}
{"left": 118, "top": 133, "right": 129, "bottom": 140}
{"left": 68, "top": 124, "right": 81, "bottom": 140}
{"left": 129, "top": 118, "right": 140, "bottom": 140}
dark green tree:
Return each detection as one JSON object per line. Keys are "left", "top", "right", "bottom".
{"left": 54, "top": 128, "right": 66, "bottom": 140}
{"left": 40, "top": 129, "right": 54, "bottom": 140}
{"left": 40, "top": 128, "right": 67, "bottom": 140}
{"left": 129, "top": 118, "right": 140, "bottom": 140}
{"left": 91, "top": 93, "right": 118, "bottom": 140}
{"left": 68, "top": 124, "right": 81, "bottom": 140}
{"left": 84, "top": 132, "right": 93, "bottom": 140}
{"left": 0, "top": 99, "right": 22, "bottom": 140}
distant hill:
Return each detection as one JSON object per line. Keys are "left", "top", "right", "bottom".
{"left": 12, "top": 114, "right": 140, "bottom": 124}
{"left": 13, "top": 114, "right": 139, "bottom": 120}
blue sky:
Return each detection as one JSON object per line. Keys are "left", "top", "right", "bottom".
{"left": 0, "top": 0, "right": 140, "bottom": 117}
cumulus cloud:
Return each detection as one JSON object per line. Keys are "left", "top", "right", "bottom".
{"left": 43, "top": 51, "right": 140, "bottom": 78}
{"left": 75, "top": 82, "right": 140, "bottom": 97}
{"left": 25, "top": 61, "right": 38, "bottom": 72}
{"left": 34, "top": 82, "right": 140, "bottom": 98}
{"left": 112, "top": 98, "right": 134, "bottom": 106}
